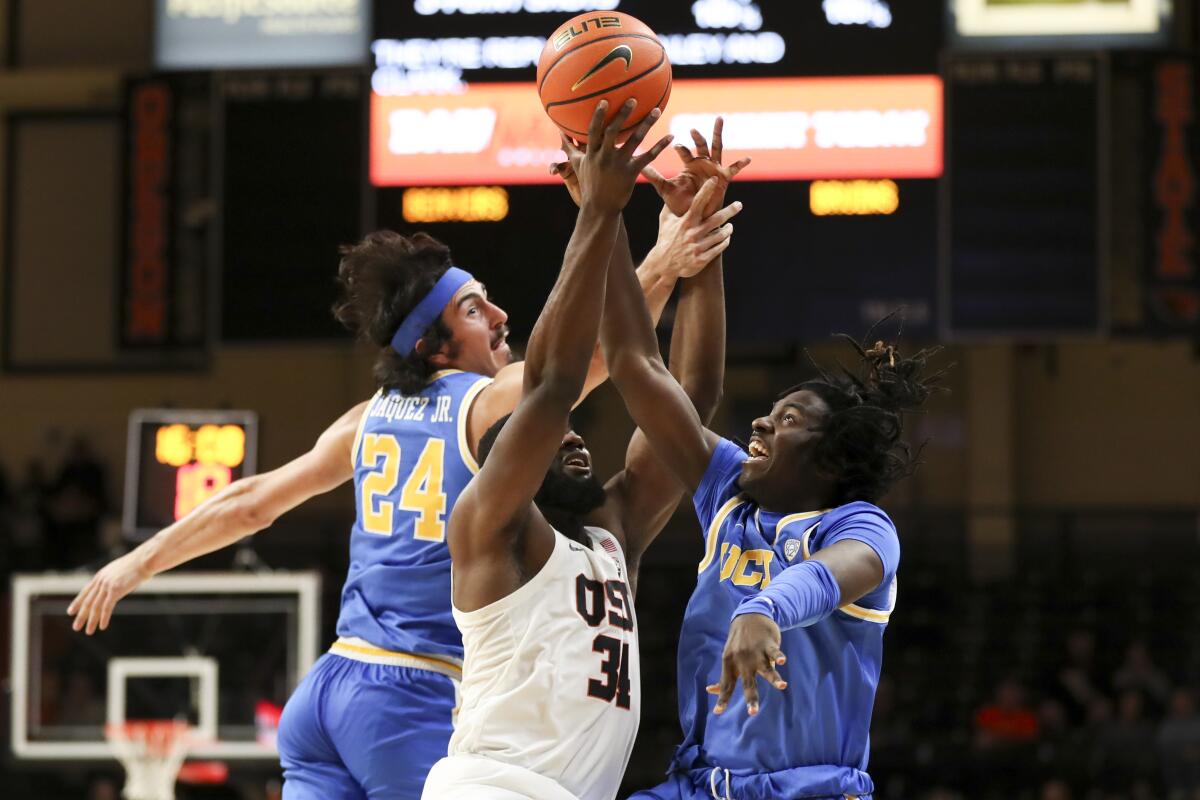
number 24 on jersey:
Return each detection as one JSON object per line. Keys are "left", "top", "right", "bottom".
{"left": 359, "top": 433, "right": 448, "bottom": 542}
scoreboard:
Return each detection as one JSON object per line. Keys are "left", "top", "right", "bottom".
{"left": 942, "top": 53, "right": 1104, "bottom": 337}
{"left": 369, "top": 0, "right": 945, "bottom": 343}
{"left": 122, "top": 409, "right": 259, "bottom": 540}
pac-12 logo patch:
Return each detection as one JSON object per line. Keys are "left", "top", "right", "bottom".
{"left": 784, "top": 538, "right": 802, "bottom": 562}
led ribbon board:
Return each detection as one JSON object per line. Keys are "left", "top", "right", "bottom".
{"left": 370, "top": 75, "right": 943, "bottom": 185}
{"left": 155, "top": 0, "right": 370, "bottom": 69}
{"left": 122, "top": 409, "right": 259, "bottom": 540}
{"left": 950, "top": 0, "right": 1172, "bottom": 44}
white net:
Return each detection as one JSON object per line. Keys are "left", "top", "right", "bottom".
{"left": 106, "top": 720, "right": 192, "bottom": 800}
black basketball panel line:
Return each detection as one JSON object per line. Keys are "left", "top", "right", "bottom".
{"left": 538, "top": 33, "right": 665, "bottom": 95}
{"left": 543, "top": 51, "right": 668, "bottom": 111}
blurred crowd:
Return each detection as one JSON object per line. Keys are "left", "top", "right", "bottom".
{"left": 870, "top": 633, "right": 1200, "bottom": 800}
{"left": 0, "top": 430, "right": 113, "bottom": 578}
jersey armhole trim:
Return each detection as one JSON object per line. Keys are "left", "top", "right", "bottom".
{"left": 801, "top": 524, "right": 894, "bottom": 624}
{"left": 350, "top": 390, "right": 382, "bottom": 466}
{"left": 457, "top": 376, "right": 495, "bottom": 475}
{"left": 697, "top": 495, "right": 747, "bottom": 574}
{"left": 452, "top": 531, "right": 565, "bottom": 624}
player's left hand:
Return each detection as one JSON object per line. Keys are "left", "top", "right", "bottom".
{"left": 650, "top": 178, "right": 743, "bottom": 280}
{"left": 643, "top": 117, "right": 751, "bottom": 218}
{"left": 707, "top": 612, "right": 787, "bottom": 716}
{"left": 67, "top": 550, "right": 153, "bottom": 635}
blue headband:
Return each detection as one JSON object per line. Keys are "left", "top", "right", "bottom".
{"left": 390, "top": 267, "right": 475, "bottom": 355}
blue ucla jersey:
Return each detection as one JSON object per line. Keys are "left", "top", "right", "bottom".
{"left": 336, "top": 369, "right": 493, "bottom": 661}
{"left": 671, "top": 438, "right": 900, "bottom": 799}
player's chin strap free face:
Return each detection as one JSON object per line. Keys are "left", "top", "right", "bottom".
{"left": 390, "top": 267, "right": 475, "bottom": 355}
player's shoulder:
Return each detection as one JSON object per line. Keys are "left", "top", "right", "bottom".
{"left": 819, "top": 500, "right": 896, "bottom": 532}
{"left": 698, "top": 437, "right": 747, "bottom": 494}
{"left": 816, "top": 500, "right": 901, "bottom": 577}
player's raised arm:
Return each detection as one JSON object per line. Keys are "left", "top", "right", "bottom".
{"left": 67, "top": 401, "right": 363, "bottom": 634}
{"left": 601, "top": 183, "right": 742, "bottom": 568}
{"left": 448, "top": 102, "right": 671, "bottom": 586}
{"left": 600, "top": 184, "right": 732, "bottom": 493}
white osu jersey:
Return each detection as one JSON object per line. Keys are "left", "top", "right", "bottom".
{"left": 444, "top": 526, "right": 640, "bottom": 800}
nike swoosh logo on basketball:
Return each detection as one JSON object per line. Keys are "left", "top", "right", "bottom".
{"left": 571, "top": 45, "right": 633, "bottom": 92}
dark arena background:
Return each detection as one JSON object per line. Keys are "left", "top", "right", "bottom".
{"left": 2, "top": 1, "right": 1199, "bottom": 799}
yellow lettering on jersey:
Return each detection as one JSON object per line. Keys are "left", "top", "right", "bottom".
{"left": 361, "top": 434, "right": 401, "bottom": 535}
{"left": 360, "top": 435, "right": 449, "bottom": 541}
{"left": 401, "top": 438, "right": 447, "bottom": 542}
{"left": 718, "top": 544, "right": 742, "bottom": 582}
{"left": 731, "top": 549, "right": 774, "bottom": 588}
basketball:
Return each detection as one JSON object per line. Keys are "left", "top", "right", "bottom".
{"left": 536, "top": 11, "right": 672, "bottom": 144}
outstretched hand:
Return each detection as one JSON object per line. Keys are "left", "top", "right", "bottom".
{"left": 650, "top": 177, "right": 743, "bottom": 281}
{"left": 706, "top": 612, "right": 788, "bottom": 716}
{"left": 643, "top": 117, "right": 751, "bottom": 218}
{"left": 67, "top": 550, "right": 153, "bottom": 635}
{"left": 561, "top": 99, "right": 673, "bottom": 214}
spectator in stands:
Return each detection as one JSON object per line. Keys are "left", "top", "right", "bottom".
{"left": 1095, "top": 690, "right": 1158, "bottom": 792}
{"left": 972, "top": 676, "right": 1040, "bottom": 796}
{"left": 47, "top": 435, "right": 109, "bottom": 568}
{"left": 7, "top": 459, "right": 50, "bottom": 573}
{"left": 1050, "top": 628, "right": 1107, "bottom": 725}
{"left": 1159, "top": 688, "right": 1200, "bottom": 798}
{"left": 1040, "top": 778, "right": 1072, "bottom": 800}
{"left": 1114, "top": 640, "right": 1172, "bottom": 711}
{"left": 1035, "top": 697, "right": 1092, "bottom": 789}
{"left": 975, "top": 676, "right": 1039, "bottom": 746}
{"left": 86, "top": 776, "right": 119, "bottom": 800}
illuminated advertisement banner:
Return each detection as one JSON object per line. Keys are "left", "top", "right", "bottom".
{"left": 951, "top": 0, "right": 1171, "bottom": 43}
{"left": 122, "top": 78, "right": 174, "bottom": 348}
{"left": 155, "top": 0, "right": 369, "bottom": 69}
{"left": 370, "top": 75, "right": 942, "bottom": 186}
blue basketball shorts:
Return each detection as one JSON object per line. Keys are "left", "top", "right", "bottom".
{"left": 278, "top": 652, "right": 457, "bottom": 800}
{"left": 627, "top": 771, "right": 872, "bottom": 800}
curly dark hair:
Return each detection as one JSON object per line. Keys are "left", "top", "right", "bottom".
{"left": 788, "top": 317, "right": 947, "bottom": 506}
{"left": 332, "top": 230, "right": 458, "bottom": 395}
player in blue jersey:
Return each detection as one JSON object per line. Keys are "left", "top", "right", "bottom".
{"left": 66, "top": 123, "right": 743, "bottom": 799}
{"left": 599, "top": 203, "right": 943, "bottom": 796}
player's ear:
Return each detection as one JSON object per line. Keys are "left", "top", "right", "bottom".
{"left": 416, "top": 335, "right": 454, "bottom": 369}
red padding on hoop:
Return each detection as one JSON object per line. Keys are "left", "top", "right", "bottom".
{"left": 178, "top": 761, "right": 229, "bottom": 784}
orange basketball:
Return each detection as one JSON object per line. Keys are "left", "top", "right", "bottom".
{"left": 536, "top": 11, "right": 672, "bottom": 144}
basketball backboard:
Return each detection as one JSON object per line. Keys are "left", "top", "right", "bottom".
{"left": 9, "top": 571, "right": 319, "bottom": 761}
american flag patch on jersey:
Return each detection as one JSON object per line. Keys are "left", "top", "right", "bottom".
{"left": 596, "top": 534, "right": 624, "bottom": 579}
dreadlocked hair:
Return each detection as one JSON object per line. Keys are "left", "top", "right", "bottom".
{"left": 790, "top": 314, "right": 947, "bottom": 506}
{"left": 332, "top": 230, "right": 457, "bottom": 395}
